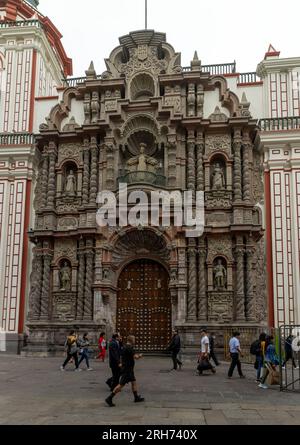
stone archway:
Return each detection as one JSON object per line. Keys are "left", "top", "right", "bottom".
{"left": 117, "top": 259, "right": 171, "bottom": 352}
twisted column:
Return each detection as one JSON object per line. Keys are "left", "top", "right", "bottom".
{"left": 233, "top": 129, "right": 242, "bottom": 201}
{"left": 40, "top": 252, "right": 52, "bottom": 320}
{"left": 187, "top": 134, "right": 196, "bottom": 192}
{"left": 82, "top": 140, "right": 90, "bottom": 205}
{"left": 242, "top": 134, "right": 252, "bottom": 202}
{"left": 235, "top": 247, "right": 245, "bottom": 321}
{"left": 187, "top": 246, "right": 197, "bottom": 321}
{"left": 46, "top": 148, "right": 57, "bottom": 208}
{"left": 106, "top": 144, "right": 115, "bottom": 190}
{"left": 28, "top": 251, "right": 43, "bottom": 320}
{"left": 197, "top": 246, "right": 207, "bottom": 321}
{"left": 167, "top": 141, "right": 177, "bottom": 188}
{"left": 245, "top": 248, "right": 256, "bottom": 321}
{"left": 41, "top": 150, "right": 49, "bottom": 208}
{"left": 89, "top": 138, "right": 98, "bottom": 204}
{"left": 196, "top": 133, "right": 204, "bottom": 191}
{"left": 83, "top": 250, "right": 94, "bottom": 320}
{"left": 76, "top": 250, "right": 86, "bottom": 320}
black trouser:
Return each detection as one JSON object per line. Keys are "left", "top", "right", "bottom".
{"left": 172, "top": 350, "right": 182, "bottom": 369}
{"left": 209, "top": 350, "right": 219, "bottom": 366}
{"left": 107, "top": 365, "right": 121, "bottom": 390}
{"left": 62, "top": 352, "right": 79, "bottom": 369}
{"left": 283, "top": 351, "right": 297, "bottom": 368}
{"left": 228, "top": 353, "right": 243, "bottom": 377}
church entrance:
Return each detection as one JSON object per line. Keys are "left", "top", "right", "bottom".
{"left": 117, "top": 259, "right": 171, "bottom": 352}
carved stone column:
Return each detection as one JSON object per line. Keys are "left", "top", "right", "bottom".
{"left": 196, "top": 85, "right": 204, "bottom": 117}
{"left": 167, "top": 141, "right": 177, "bottom": 188}
{"left": 106, "top": 144, "right": 115, "bottom": 190}
{"left": 28, "top": 249, "right": 43, "bottom": 320}
{"left": 233, "top": 129, "right": 242, "bottom": 201}
{"left": 82, "top": 139, "right": 90, "bottom": 205}
{"left": 46, "top": 142, "right": 57, "bottom": 209}
{"left": 89, "top": 137, "right": 98, "bottom": 204}
{"left": 187, "top": 131, "right": 196, "bottom": 192}
{"left": 187, "top": 83, "right": 196, "bottom": 117}
{"left": 245, "top": 247, "right": 256, "bottom": 321}
{"left": 41, "top": 149, "right": 49, "bottom": 208}
{"left": 83, "top": 247, "right": 94, "bottom": 320}
{"left": 76, "top": 242, "right": 85, "bottom": 320}
{"left": 197, "top": 243, "right": 207, "bottom": 321}
{"left": 40, "top": 245, "right": 53, "bottom": 320}
{"left": 196, "top": 132, "right": 204, "bottom": 190}
{"left": 242, "top": 131, "right": 252, "bottom": 203}
{"left": 187, "top": 244, "right": 197, "bottom": 321}
{"left": 91, "top": 91, "right": 100, "bottom": 124}
{"left": 235, "top": 246, "right": 245, "bottom": 321}
{"left": 84, "top": 93, "right": 91, "bottom": 124}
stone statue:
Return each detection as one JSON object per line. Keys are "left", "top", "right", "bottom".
{"left": 65, "top": 170, "right": 76, "bottom": 196}
{"left": 212, "top": 163, "right": 225, "bottom": 190}
{"left": 126, "top": 143, "right": 158, "bottom": 174}
{"left": 213, "top": 259, "right": 227, "bottom": 289}
{"left": 137, "top": 143, "right": 147, "bottom": 171}
{"left": 59, "top": 262, "right": 71, "bottom": 291}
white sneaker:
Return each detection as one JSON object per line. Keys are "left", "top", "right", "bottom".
{"left": 258, "top": 383, "right": 268, "bottom": 389}
{"left": 87, "top": 368, "right": 93, "bottom": 371}
{"left": 282, "top": 366, "right": 286, "bottom": 370}
{"left": 74, "top": 368, "right": 82, "bottom": 372}
{"left": 60, "top": 366, "right": 65, "bottom": 371}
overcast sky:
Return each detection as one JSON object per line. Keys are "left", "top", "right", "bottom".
{"left": 38, "top": 0, "right": 300, "bottom": 77}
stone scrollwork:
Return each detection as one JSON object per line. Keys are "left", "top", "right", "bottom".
{"left": 205, "top": 135, "right": 232, "bottom": 157}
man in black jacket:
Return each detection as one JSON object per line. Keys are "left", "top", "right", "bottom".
{"left": 167, "top": 329, "right": 182, "bottom": 371}
{"left": 106, "top": 333, "right": 122, "bottom": 390}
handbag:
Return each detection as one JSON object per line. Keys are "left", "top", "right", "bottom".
{"left": 197, "top": 356, "right": 212, "bottom": 371}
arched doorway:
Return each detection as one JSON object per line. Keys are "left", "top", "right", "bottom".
{"left": 117, "top": 259, "right": 171, "bottom": 352}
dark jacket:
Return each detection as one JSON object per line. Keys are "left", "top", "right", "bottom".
{"left": 168, "top": 334, "right": 181, "bottom": 352}
{"left": 109, "top": 338, "right": 121, "bottom": 368}
{"left": 209, "top": 335, "right": 215, "bottom": 351}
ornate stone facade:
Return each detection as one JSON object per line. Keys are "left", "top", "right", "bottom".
{"left": 26, "top": 30, "right": 266, "bottom": 353}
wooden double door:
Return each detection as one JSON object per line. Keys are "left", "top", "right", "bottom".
{"left": 117, "top": 259, "right": 171, "bottom": 352}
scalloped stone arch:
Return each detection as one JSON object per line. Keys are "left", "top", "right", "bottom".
{"left": 129, "top": 72, "right": 156, "bottom": 100}
{"left": 120, "top": 113, "right": 161, "bottom": 140}
{"left": 211, "top": 76, "right": 241, "bottom": 117}
{"left": 47, "top": 87, "right": 77, "bottom": 131}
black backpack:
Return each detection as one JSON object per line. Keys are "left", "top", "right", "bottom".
{"left": 250, "top": 339, "right": 261, "bottom": 356}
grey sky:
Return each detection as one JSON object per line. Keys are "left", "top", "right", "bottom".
{"left": 38, "top": 0, "right": 300, "bottom": 77}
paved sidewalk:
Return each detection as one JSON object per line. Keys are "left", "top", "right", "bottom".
{"left": 0, "top": 355, "right": 299, "bottom": 425}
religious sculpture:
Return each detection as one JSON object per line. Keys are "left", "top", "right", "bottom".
{"left": 59, "top": 262, "right": 71, "bottom": 291}
{"left": 212, "top": 163, "right": 225, "bottom": 190}
{"left": 65, "top": 170, "right": 76, "bottom": 196}
{"left": 126, "top": 143, "right": 159, "bottom": 174}
{"left": 213, "top": 259, "right": 227, "bottom": 289}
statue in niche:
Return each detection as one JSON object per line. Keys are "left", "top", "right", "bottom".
{"left": 65, "top": 170, "right": 76, "bottom": 196}
{"left": 126, "top": 143, "right": 159, "bottom": 174}
{"left": 59, "top": 262, "right": 72, "bottom": 291}
{"left": 127, "top": 279, "right": 132, "bottom": 290}
{"left": 212, "top": 163, "right": 225, "bottom": 190}
{"left": 213, "top": 259, "right": 227, "bottom": 290}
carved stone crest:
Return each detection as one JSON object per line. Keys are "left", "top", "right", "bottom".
{"left": 138, "top": 44, "right": 148, "bottom": 61}
{"left": 205, "top": 135, "right": 232, "bottom": 157}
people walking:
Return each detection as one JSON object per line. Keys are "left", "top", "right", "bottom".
{"left": 258, "top": 336, "right": 280, "bottom": 389}
{"left": 97, "top": 332, "right": 107, "bottom": 361}
{"left": 105, "top": 335, "right": 144, "bottom": 407}
{"left": 106, "top": 333, "right": 122, "bottom": 391}
{"left": 197, "top": 328, "right": 216, "bottom": 375}
{"left": 78, "top": 333, "right": 93, "bottom": 371}
{"left": 208, "top": 332, "right": 219, "bottom": 366}
{"left": 250, "top": 332, "right": 266, "bottom": 382}
{"left": 60, "top": 330, "right": 81, "bottom": 371}
{"left": 282, "top": 333, "right": 298, "bottom": 369}
{"left": 167, "top": 329, "right": 182, "bottom": 371}
{"left": 228, "top": 331, "right": 245, "bottom": 379}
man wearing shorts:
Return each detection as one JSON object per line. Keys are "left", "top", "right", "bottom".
{"left": 105, "top": 335, "right": 144, "bottom": 407}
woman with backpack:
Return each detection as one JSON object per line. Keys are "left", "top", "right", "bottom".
{"left": 251, "top": 332, "right": 267, "bottom": 382}
{"left": 78, "top": 333, "right": 93, "bottom": 371}
{"left": 60, "top": 330, "right": 82, "bottom": 371}
{"left": 97, "top": 332, "right": 107, "bottom": 362}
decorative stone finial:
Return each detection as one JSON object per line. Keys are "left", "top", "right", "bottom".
{"left": 85, "top": 61, "right": 97, "bottom": 79}
{"left": 191, "top": 51, "right": 201, "bottom": 71}
{"left": 240, "top": 92, "right": 251, "bottom": 117}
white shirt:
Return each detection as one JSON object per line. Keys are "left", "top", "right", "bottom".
{"left": 229, "top": 337, "right": 240, "bottom": 353}
{"left": 201, "top": 335, "right": 210, "bottom": 354}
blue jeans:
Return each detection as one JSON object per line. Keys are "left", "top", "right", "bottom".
{"left": 78, "top": 349, "right": 90, "bottom": 368}
{"left": 256, "top": 356, "right": 263, "bottom": 380}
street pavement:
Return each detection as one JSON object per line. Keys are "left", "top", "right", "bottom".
{"left": 0, "top": 354, "right": 300, "bottom": 425}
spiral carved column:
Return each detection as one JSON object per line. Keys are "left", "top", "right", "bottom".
{"left": 106, "top": 144, "right": 115, "bottom": 190}
{"left": 242, "top": 132, "right": 252, "bottom": 203}
{"left": 196, "top": 133, "right": 204, "bottom": 191}
{"left": 41, "top": 150, "right": 49, "bottom": 208}
{"left": 40, "top": 251, "right": 52, "bottom": 320}
{"left": 28, "top": 251, "right": 43, "bottom": 320}
{"left": 83, "top": 250, "right": 94, "bottom": 320}
{"left": 46, "top": 146, "right": 57, "bottom": 209}
{"left": 187, "top": 132, "right": 196, "bottom": 192}
{"left": 187, "top": 246, "right": 197, "bottom": 321}
{"left": 82, "top": 140, "right": 90, "bottom": 205}
{"left": 89, "top": 138, "right": 98, "bottom": 204}
{"left": 197, "top": 246, "right": 207, "bottom": 321}
{"left": 76, "top": 249, "right": 86, "bottom": 320}
{"left": 167, "top": 141, "right": 177, "bottom": 188}
{"left": 245, "top": 248, "right": 256, "bottom": 321}
{"left": 233, "top": 129, "right": 242, "bottom": 202}
{"left": 235, "top": 247, "right": 245, "bottom": 321}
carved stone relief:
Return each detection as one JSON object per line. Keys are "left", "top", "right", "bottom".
{"left": 205, "top": 135, "right": 232, "bottom": 157}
